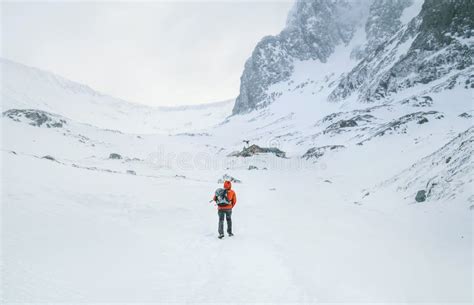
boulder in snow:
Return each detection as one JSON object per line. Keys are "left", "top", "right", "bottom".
{"left": 415, "top": 190, "right": 427, "bottom": 202}
{"left": 42, "top": 155, "right": 57, "bottom": 162}
{"left": 109, "top": 153, "right": 122, "bottom": 160}
{"left": 3, "top": 109, "right": 67, "bottom": 128}
{"left": 417, "top": 117, "right": 429, "bottom": 124}
{"left": 459, "top": 112, "right": 472, "bottom": 119}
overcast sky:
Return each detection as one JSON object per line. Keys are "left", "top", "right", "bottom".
{"left": 1, "top": 1, "right": 292, "bottom": 106}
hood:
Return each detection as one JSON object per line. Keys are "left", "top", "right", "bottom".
{"left": 224, "top": 180, "right": 232, "bottom": 190}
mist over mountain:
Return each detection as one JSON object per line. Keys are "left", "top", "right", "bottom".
{"left": 233, "top": 0, "right": 473, "bottom": 114}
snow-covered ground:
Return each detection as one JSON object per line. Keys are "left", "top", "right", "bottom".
{"left": 1, "top": 57, "right": 472, "bottom": 303}
{"left": 2, "top": 151, "right": 471, "bottom": 303}
{"left": 2, "top": 122, "right": 472, "bottom": 303}
{"left": 1, "top": 0, "right": 473, "bottom": 299}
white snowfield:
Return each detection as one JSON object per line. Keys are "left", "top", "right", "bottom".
{"left": 1, "top": 0, "right": 473, "bottom": 301}
{"left": 1, "top": 57, "right": 472, "bottom": 304}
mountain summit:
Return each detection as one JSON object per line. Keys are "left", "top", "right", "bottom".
{"left": 233, "top": 0, "right": 473, "bottom": 114}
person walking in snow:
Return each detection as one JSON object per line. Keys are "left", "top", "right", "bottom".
{"left": 212, "top": 180, "right": 237, "bottom": 239}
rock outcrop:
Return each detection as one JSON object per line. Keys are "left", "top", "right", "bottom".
{"left": 302, "top": 145, "right": 345, "bottom": 160}
{"left": 228, "top": 144, "right": 286, "bottom": 158}
{"left": 3, "top": 109, "right": 67, "bottom": 128}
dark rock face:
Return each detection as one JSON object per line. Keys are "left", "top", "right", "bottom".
{"left": 233, "top": 0, "right": 367, "bottom": 114}
{"left": 401, "top": 95, "right": 434, "bottom": 107}
{"left": 229, "top": 144, "right": 286, "bottom": 158}
{"left": 326, "top": 119, "right": 358, "bottom": 132}
{"left": 42, "top": 155, "right": 57, "bottom": 161}
{"left": 414, "top": 0, "right": 473, "bottom": 50}
{"left": 302, "top": 145, "right": 345, "bottom": 160}
{"left": 459, "top": 112, "right": 473, "bottom": 118}
{"left": 352, "top": 0, "right": 413, "bottom": 59}
{"left": 339, "top": 120, "right": 358, "bottom": 128}
{"left": 233, "top": 0, "right": 472, "bottom": 114}
{"left": 417, "top": 117, "right": 429, "bottom": 124}
{"left": 3, "top": 109, "right": 67, "bottom": 128}
{"left": 330, "top": 0, "right": 474, "bottom": 103}
{"left": 109, "top": 153, "right": 122, "bottom": 160}
{"left": 415, "top": 190, "right": 427, "bottom": 202}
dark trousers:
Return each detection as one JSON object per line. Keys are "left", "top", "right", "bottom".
{"left": 218, "top": 209, "right": 232, "bottom": 235}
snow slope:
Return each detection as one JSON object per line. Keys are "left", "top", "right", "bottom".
{"left": 1, "top": 0, "right": 473, "bottom": 303}
{"left": 0, "top": 58, "right": 233, "bottom": 134}
{"left": 2, "top": 69, "right": 472, "bottom": 303}
{"left": 365, "top": 126, "right": 474, "bottom": 207}
{"left": 2, "top": 112, "right": 471, "bottom": 303}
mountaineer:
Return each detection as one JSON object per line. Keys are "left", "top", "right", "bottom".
{"left": 212, "top": 180, "right": 237, "bottom": 239}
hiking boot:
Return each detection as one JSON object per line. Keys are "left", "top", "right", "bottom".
{"left": 228, "top": 233, "right": 234, "bottom": 237}
{"left": 218, "top": 234, "right": 224, "bottom": 239}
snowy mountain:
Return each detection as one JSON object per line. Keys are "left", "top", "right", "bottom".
{"left": 1, "top": 58, "right": 233, "bottom": 134}
{"left": 330, "top": 0, "right": 474, "bottom": 103}
{"left": 225, "top": 0, "right": 473, "bottom": 203}
{"left": 233, "top": 0, "right": 369, "bottom": 114}
{"left": 233, "top": 0, "right": 473, "bottom": 113}
{"left": 2, "top": 0, "right": 473, "bottom": 303}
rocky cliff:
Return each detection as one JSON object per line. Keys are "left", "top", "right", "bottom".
{"left": 233, "top": 0, "right": 370, "bottom": 114}
{"left": 233, "top": 0, "right": 473, "bottom": 114}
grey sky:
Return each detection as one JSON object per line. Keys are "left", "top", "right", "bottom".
{"left": 1, "top": 1, "right": 293, "bottom": 106}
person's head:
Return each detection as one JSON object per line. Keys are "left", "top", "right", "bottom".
{"left": 224, "top": 180, "right": 232, "bottom": 190}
